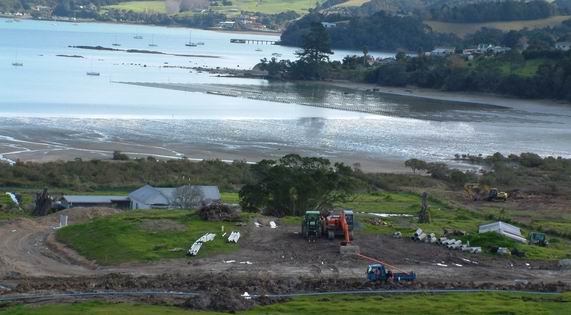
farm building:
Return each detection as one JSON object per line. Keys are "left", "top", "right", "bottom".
{"left": 60, "top": 195, "right": 130, "bottom": 209}
{"left": 128, "top": 184, "right": 221, "bottom": 210}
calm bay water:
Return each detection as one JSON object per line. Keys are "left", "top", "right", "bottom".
{"left": 1, "top": 18, "right": 571, "bottom": 168}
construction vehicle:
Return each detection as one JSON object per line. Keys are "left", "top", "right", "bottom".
{"left": 323, "top": 209, "right": 354, "bottom": 240}
{"left": 301, "top": 210, "right": 322, "bottom": 241}
{"left": 367, "top": 263, "right": 417, "bottom": 283}
{"left": 486, "top": 188, "right": 508, "bottom": 202}
{"left": 464, "top": 183, "right": 508, "bottom": 202}
{"left": 529, "top": 232, "right": 549, "bottom": 247}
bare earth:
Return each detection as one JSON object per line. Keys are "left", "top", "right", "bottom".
{"left": 0, "top": 208, "right": 569, "bottom": 296}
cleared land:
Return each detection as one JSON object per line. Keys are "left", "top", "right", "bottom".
{"left": 105, "top": 0, "right": 167, "bottom": 13}
{"left": 2, "top": 292, "right": 571, "bottom": 315}
{"left": 103, "top": 0, "right": 315, "bottom": 15}
{"left": 425, "top": 15, "right": 571, "bottom": 37}
{"left": 333, "top": 0, "right": 370, "bottom": 8}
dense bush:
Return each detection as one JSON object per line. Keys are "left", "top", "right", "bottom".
{"left": 430, "top": 0, "right": 557, "bottom": 23}
{"left": 280, "top": 11, "right": 460, "bottom": 52}
{"left": 0, "top": 159, "right": 252, "bottom": 191}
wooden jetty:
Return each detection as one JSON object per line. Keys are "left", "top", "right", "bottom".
{"left": 230, "top": 38, "right": 277, "bottom": 45}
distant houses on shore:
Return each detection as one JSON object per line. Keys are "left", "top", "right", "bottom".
{"left": 59, "top": 185, "right": 221, "bottom": 210}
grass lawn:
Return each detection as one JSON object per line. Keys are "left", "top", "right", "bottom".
{"left": 56, "top": 210, "right": 241, "bottom": 265}
{"left": 1, "top": 292, "right": 570, "bottom": 314}
{"left": 425, "top": 15, "right": 571, "bottom": 37}
{"left": 105, "top": 1, "right": 167, "bottom": 13}
{"left": 211, "top": 0, "right": 316, "bottom": 15}
{"left": 221, "top": 192, "right": 240, "bottom": 204}
{"left": 497, "top": 59, "right": 549, "bottom": 77}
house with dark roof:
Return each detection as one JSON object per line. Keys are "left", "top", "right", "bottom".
{"left": 128, "top": 184, "right": 221, "bottom": 210}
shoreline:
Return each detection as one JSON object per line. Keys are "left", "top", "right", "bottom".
{"left": 0, "top": 123, "right": 409, "bottom": 174}
{"left": 1, "top": 15, "right": 282, "bottom": 37}
{"left": 322, "top": 80, "right": 569, "bottom": 109}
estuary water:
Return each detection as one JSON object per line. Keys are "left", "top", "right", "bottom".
{"left": 1, "top": 18, "right": 571, "bottom": 169}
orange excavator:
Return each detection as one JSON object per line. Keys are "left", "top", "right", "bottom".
{"left": 336, "top": 210, "right": 360, "bottom": 255}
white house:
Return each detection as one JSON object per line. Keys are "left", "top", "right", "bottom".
{"left": 321, "top": 22, "right": 337, "bottom": 29}
{"left": 555, "top": 42, "right": 571, "bottom": 51}
{"left": 430, "top": 48, "right": 455, "bottom": 57}
{"left": 478, "top": 221, "right": 527, "bottom": 243}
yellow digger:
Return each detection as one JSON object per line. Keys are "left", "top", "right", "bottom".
{"left": 464, "top": 184, "right": 508, "bottom": 202}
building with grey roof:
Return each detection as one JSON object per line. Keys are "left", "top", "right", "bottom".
{"left": 128, "top": 184, "right": 221, "bottom": 210}
{"left": 60, "top": 195, "right": 130, "bottom": 209}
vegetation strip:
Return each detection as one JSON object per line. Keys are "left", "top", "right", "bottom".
{"left": 0, "top": 288, "right": 562, "bottom": 303}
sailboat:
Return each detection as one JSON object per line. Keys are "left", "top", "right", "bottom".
{"left": 86, "top": 60, "right": 100, "bottom": 76}
{"left": 112, "top": 35, "right": 121, "bottom": 47}
{"left": 148, "top": 35, "right": 158, "bottom": 47}
{"left": 185, "top": 31, "right": 197, "bottom": 47}
{"left": 12, "top": 53, "right": 23, "bottom": 67}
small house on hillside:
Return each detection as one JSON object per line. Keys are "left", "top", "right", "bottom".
{"left": 478, "top": 221, "right": 527, "bottom": 243}
{"left": 60, "top": 195, "right": 130, "bottom": 209}
{"left": 321, "top": 22, "right": 337, "bottom": 29}
{"left": 430, "top": 48, "right": 455, "bottom": 57}
{"left": 555, "top": 42, "right": 571, "bottom": 51}
{"left": 128, "top": 184, "right": 221, "bottom": 210}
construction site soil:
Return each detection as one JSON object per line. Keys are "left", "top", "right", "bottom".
{"left": 0, "top": 208, "right": 570, "bottom": 309}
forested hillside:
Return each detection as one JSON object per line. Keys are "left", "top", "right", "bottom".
{"left": 429, "top": 0, "right": 558, "bottom": 23}
{"left": 280, "top": 11, "right": 460, "bottom": 51}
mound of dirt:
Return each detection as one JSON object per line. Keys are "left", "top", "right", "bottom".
{"left": 198, "top": 203, "right": 240, "bottom": 221}
{"left": 183, "top": 287, "right": 254, "bottom": 312}
{"left": 138, "top": 219, "right": 187, "bottom": 233}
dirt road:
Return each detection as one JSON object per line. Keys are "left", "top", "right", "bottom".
{"left": 0, "top": 208, "right": 570, "bottom": 295}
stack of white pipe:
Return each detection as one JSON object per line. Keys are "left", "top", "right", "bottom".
{"left": 188, "top": 233, "right": 216, "bottom": 256}
{"left": 228, "top": 231, "right": 241, "bottom": 243}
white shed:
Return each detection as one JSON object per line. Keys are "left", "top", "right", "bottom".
{"left": 478, "top": 221, "right": 527, "bottom": 243}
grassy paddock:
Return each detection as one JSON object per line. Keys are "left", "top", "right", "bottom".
{"left": 425, "top": 15, "right": 571, "bottom": 37}
{"left": 211, "top": 0, "right": 315, "bottom": 15}
{"left": 56, "top": 210, "right": 241, "bottom": 265}
{"left": 104, "top": 0, "right": 315, "bottom": 15}
{"left": 105, "top": 1, "right": 167, "bottom": 13}
{"left": 1, "top": 292, "right": 570, "bottom": 314}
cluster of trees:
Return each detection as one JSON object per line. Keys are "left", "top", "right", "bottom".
{"left": 464, "top": 19, "right": 571, "bottom": 50}
{"left": 259, "top": 22, "right": 335, "bottom": 80}
{"left": 405, "top": 152, "right": 571, "bottom": 195}
{"left": 239, "top": 154, "right": 363, "bottom": 216}
{"left": 367, "top": 49, "right": 571, "bottom": 100}
{"left": 430, "top": 0, "right": 557, "bottom": 23}
{"left": 0, "top": 158, "right": 252, "bottom": 191}
{"left": 280, "top": 11, "right": 459, "bottom": 52}
{"left": 404, "top": 158, "right": 478, "bottom": 188}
